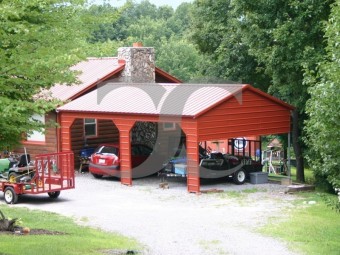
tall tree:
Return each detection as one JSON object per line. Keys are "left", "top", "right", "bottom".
{"left": 231, "top": 0, "right": 333, "bottom": 182}
{"left": 0, "top": 0, "right": 94, "bottom": 149}
{"left": 156, "top": 37, "right": 203, "bottom": 81}
{"left": 190, "top": 0, "right": 334, "bottom": 182}
{"left": 305, "top": 1, "right": 340, "bottom": 190}
{"left": 87, "top": 3, "right": 121, "bottom": 42}
{"left": 190, "top": 0, "right": 270, "bottom": 89}
{"left": 88, "top": 0, "right": 174, "bottom": 43}
{"left": 166, "top": 3, "right": 193, "bottom": 36}
{"left": 124, "top": 16, "right": 173, "bottom": 45}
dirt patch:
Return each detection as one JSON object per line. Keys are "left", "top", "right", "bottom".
{"left": 0, "top": 228, "right": 65, "bottom": 235}
{"left": 101, "top": 250, "right": 140, "bottom": 255}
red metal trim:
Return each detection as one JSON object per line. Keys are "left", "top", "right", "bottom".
{"left": 155, "top": 67, "right": 182, "bottom": 83}
{"left": 56, "top": 109, "right": 197, "bottom": 119}
{"left": 68, "top": 63, "right": 126, "bottom": 101}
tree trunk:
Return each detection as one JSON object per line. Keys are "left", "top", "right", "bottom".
{"left": 292, "top": 109, "right": 305, "bottom": 183}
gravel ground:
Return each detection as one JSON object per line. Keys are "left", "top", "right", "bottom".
{"left": 1, "top": 173, "right": 301, "bottom": 255}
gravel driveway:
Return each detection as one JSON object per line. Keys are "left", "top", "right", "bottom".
{"left": 1, "top": 173, "right": 300, "bottom": 255}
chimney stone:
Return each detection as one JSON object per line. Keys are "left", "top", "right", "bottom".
{"left": 117, "top": 44, "right": 155, "bottom": 83}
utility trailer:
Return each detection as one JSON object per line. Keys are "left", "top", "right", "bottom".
{"left": 0, "top": 152, "right": 74, "bottom": 204}
{"left": 161, "top": 140, "right": 263, "bottom": 184}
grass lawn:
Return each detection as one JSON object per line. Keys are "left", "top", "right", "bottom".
{"left": 259, "top": 192, "right": 340, "bottom": 255}
{"left": 268, "top": 166, "right": 315, "bottom": 184}
{"left": 0, "top": 205, "right": 141, "bottom": 255}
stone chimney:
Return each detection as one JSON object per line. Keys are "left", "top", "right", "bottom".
{"left": 117, "top": 42, "right": 155, "bottom": 83}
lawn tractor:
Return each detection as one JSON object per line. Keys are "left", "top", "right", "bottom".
{"left": 0, "top": 153, "right": 34, "bottom": 183}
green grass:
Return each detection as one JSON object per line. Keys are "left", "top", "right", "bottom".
{"left": 216, "top": 188, "right": 266, "bottom": 200}
{"left": 0, "top": 205, "right": 141, "bottom": 255}
{"left": 268, "top": 166, "right": 315, "bottom": 184}
{"left": 259, "top": 192, "right": 340, "bottom": 255}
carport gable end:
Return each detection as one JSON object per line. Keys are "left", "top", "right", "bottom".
{"left": 195, "top": 84, "right": 294, "bottom": 140}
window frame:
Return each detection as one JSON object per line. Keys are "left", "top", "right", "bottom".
{"left": 26, "top": 114, "right": 46, "bottom": 143}
{"left": 84, "top": 118, "right": 97, "bottom": 137}
{"left": 163, "top": 122, "right": 176, "bottom": 131}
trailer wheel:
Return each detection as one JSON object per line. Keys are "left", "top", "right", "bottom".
{"left": 4, "top": 187, "right": 18, "bottom": 204}
{"left": 48, "top": 191, "right": 60, "bottom": 199}
{"left": 8, "top": 172, "right": 19, "bottom": 183}
{"left": 233, "top": 169, "right": 246, "bottom": 185}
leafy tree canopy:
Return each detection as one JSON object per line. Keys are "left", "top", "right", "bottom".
{"left": 305, "top": 1, "right": 340, "bottom": 190}
{"left": 89, "top": 1, "right": 201, "bottom": 82}
{"left": 190, "top": 0, "right": 334, "bottom": 182}
{"left": 156, "top": 37, "right": 203, "bottom": 81}
{"left": 0, "top": 0, "right": 97, "bottom": 149}
{"left": 189, "top": 0, "right": 270, "bottom": 89}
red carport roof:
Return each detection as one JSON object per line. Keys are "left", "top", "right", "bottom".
{"left": 57, "top": 83, "right": 294, "bottom": 117}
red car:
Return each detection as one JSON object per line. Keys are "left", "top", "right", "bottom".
{"left": 89, "top": 144, "right": 154, "bottom": 179}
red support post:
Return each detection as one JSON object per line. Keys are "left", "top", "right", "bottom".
{"left": 115, "top": 119, "right": 135, "bottom": 186}
{"left": 182, "top": 121, "right": 200, "bottom": 193}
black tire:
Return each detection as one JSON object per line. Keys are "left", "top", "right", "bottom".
{"left": 48, "top": 191, "right": 61, "bottom": 199}
{"left": 92, "top": 173, "right": 103, "bottom": 179}
{"left": 8, "top": 172, "right": 20, "bottom": 183}
{"left": 233, "top": 169, "right": 246, "bottom": 185}
{"left": 4, "top": 186, "right": 18, "bottom": 204}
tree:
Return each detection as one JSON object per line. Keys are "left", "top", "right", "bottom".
{"left": 305, "top": 1, "right": 340, "bottom": 190}
{"left": 88, "top": 1, "right": 174, "bottom": 43}
{"left": 190, "top": 0, "right": 270, "bottom": 90}
{"left": 158, "top": 5, "right": 174, "bottom": 20}
{"left": 156, "top": 37, "right": 203, "bottom": 82}
{"left": 232, "top": 0, "right": 333, "bottom": 182}
{"left": 0, "top": 0, "right": 94, "bottom": 149}
{"left": 87, "top": 4, "right": 122, "bottom": 42}
{"left": 190, "top": 0, "right": 334, "bottom": 182}
{"left": 124, "top": 16, "right": 173, "bottom": 45}
{"left": 166, "top": 3, "right": 193, "bottom": 36}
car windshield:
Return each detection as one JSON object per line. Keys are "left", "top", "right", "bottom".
{"left": 95, "top": 146, "right": 119, "bottom": 155}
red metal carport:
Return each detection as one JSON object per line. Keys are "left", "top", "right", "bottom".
{"left": 57, "top": 83, "right": 294, "bottom": 193}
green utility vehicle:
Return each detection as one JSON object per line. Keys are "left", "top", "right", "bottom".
{"left": 0, "top": 154, "right": 33, "bottom": 183}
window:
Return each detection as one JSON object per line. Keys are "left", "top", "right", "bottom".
{"left": 84, "top": 118, "right": 96, "bottom": 137}
{"left": 163, "top": 122, "right": 176, "bottom": 131}
{"left": 27, "top": 114, "right": 45, "bottom": 142}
